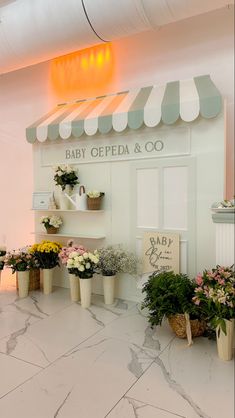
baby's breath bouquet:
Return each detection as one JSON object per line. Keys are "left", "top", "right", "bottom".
{"left": 54, "top": 165, "right": 79, "bottom": 191}
{"left": 97, "top": 245, "right": 138, "bottom": 277}
{"left": 29, "top": 241, "right": 62, "bottom": 269}
{"left": 0, "top": 245, "right": 7, "bottom": 270}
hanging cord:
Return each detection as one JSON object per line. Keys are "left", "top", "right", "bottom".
{"left": 81, "top": 0, "right": 108, "bottom": 43}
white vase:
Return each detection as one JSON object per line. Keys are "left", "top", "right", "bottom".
{"left": 42, "top": 268, "right": 53, "bottom": 295}
{"left": 17, "top": 271, "right": 29, "bottom": 298}
{"left": 103, "top": 275, "right": 116, "bottom": 305}
{"left": 216, "top": 319, "right": 234, "bottom": 361}
{"left": 69, "top": 274, "right": 80, "bottom": 302}
{"left": 59, "top": 185, "right": 72, "bottom": 210}
{"left": 80, "top": 278, "right": 92, "bottom": 308}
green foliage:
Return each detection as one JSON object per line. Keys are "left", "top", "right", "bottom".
{"left": 141, "top": 271, "right": 200, "bottom": 327}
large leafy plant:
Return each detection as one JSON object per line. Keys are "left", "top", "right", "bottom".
{"left": 141, "top": 271, "right": 200, "bottom": 327}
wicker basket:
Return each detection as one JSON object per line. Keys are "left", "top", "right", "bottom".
{"left": 16, "top": 269, "right": 40, "bottom": 291}
{"left": 168, "top": 314, "right": 206, "bottom": 338}
{"left": 87, "top": 196, "right": 102, "bottom": 210}
{"left": 46, "top": 226, "right": 59, "bottom": 234}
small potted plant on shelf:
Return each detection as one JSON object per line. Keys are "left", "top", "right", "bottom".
{"left": 65, "top": 247, "right": 99, "bottom": 308}
{"left": 97, "top": 245, "right": 138, "bottom": 305}
{"left": 193, "top": 265, "right": 235, "bottom": 361}
{"left": 40, "top": 215, "right": 63, "bottom": 234}
{"left": 5, "top": 248, "right": 40, "bottom": 298}
{"left": 53, "top": 165, "right": 79, "bottom": 210}
{"left": 29, "top": 241, "right": 62, "bottom": 295}
{"left": 0, "top": 245, "right": 7, "bottom": 282}
{"left": 141, "top": 271, "right": 206, "bottom": 344}
{"left": 86, "top": 190, "right": 105, "bottom": 210}
{"left": 59, "top": 240, "right": 87, "bottom": 302}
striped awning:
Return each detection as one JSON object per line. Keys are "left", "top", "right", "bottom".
{"left": 26, "top": 75, "right": 222, "bottom": 143}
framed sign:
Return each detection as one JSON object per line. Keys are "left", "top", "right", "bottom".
{"left": 32, "top": 192, "right": 53, "bottom": 210}
{"left": 142, "top": 232, "right": 180, "bottom": 274}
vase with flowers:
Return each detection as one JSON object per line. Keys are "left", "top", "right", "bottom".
{"left": 193, "top": 265, "right": 235, "bottom": 361}
{"left": 30, "top": 241, "right": 62, "bottom": 295}
{"left": 97, "top": 245, "right": 138, "bottom": 305}
{"left": 59, "top": 241, "right": 87, "bottom": 302}
{"left": 40, "top": 215, "right": 63, "bottom": 234}
{"left": 5, "top": 247, "right": 39, "bottom": 298}
{"left": 0, "top": 245, "right": 6, "bottom": 283}
{"left": 53, "top": 165, "right": 79, "bottom": 210}
{"left": 64, "top": 247, "right": 99, "bottom": 308}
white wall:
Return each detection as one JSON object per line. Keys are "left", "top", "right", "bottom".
{"left": 0, "top": 5, "right": 233, "bottom": 254}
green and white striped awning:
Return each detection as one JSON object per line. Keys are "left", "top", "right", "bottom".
{"left": 26, "top": 75, "right": 222, "bottom": 143}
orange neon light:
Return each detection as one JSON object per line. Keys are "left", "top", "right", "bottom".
{"left": 50, "top": 43, "right": 115, "bottom": 100}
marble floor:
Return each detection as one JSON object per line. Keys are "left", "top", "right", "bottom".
{"left": 0, "top": 274, "right": 234, "bottom": 418}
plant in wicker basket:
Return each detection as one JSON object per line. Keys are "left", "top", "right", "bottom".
{"left": 86, "top": 190, "right": 105, "bottom": 210}
{"left": 141, "top": 271, "right": 206, "bottom": 339}
{"left": 40, "top": 215, "right": 63, "bottom": 234}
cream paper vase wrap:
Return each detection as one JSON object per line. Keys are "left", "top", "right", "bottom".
{"left": 69, "top": 274, "right": 80, "bottom": 302}
{"left": 216, "top": 319, "right": 234, "bottom": 361}
{"left": 79, "top": 278, "right": 92, "bottom": 308}
{"left": 42, "top": 268, "right": 53, "bottom": 295}
{"left": 103, "top": 275, "right": 116, "bottom": 305}
{"left": 17, "top": 271, "right": 30, "bottom": 298}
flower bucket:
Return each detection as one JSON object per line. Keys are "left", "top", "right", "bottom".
{"left": 42, "top": 268, "right": 53, "bottom": 295}
{"left": 69, "top": 274, "right": 80, "bottom": 302}
{"left": 87, "top": 196, "right": 102, "bottom": 210}
{"left": 216, "top": 319, "right": 234, "bottom": 361}
{"left": 46, "top": 226, "right": 59, "bottom": 234}
{"left": 103, "top": 275, "right": 116, "bottom": 305}
{"left": 80, "top": 278, "right": 92, "bottom": 308}
{"left": 168, "top": 314, "right": 206, "bottom": 338}
{"left": 17, "top": 271, "right": 30, "bottom": 298}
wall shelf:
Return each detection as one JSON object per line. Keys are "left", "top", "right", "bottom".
{"left": 32, "top": 209, "right": 104, "bottom": 213}
{"left": 31, "top": 232, "right": 105, "bottom": 240}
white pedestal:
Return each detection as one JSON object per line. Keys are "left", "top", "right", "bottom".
{"left": 212, "top": 213, "right": 235, "bottom": 266}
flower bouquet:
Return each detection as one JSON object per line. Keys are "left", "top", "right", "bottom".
{"left": 5, "top": 247, "right": 40, "bottom": 298}
{"left": 40, "top": 215, "right": 63, "bottom": 234}
{"left": 0, "top": 245, "right": 6, "bottom": 271}
{"left": 30, "top": 241, "right": 62, "bottom": 295}
{"left": 86, "top": 190, "right": 105, "bottom": 210}
{"left": 64, "top": 246, "right": 99, "bottom": 308}
{"left": 193, "top": 265, "right": 235, "bottom": 360}
{"left": 97, "top": 245, "right": 138, "bottom": 304}
{"left": 53, "top": 165, "right": 79, "bottom": 191}
{"left": 30, "top": 241, "right": 62, "bottom": 269}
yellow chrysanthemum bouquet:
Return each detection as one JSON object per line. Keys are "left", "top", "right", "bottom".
{"left": 30, "top": 240, "right": 62, "bottom": 269}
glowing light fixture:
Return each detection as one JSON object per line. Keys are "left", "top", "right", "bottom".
{"left": 50, "top": 43, "right": 114, "bottom": 100}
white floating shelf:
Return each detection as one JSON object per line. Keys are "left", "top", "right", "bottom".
{"left": 31, "top": 232, "right": 105, "bottom": 239}
{"left": 32, "top": 209, "right": 104, "bottom": 213}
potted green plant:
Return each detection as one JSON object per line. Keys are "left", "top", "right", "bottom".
{"left": 142, "top": 271, "right": 206, "bottom": 342}
{"left": 40, "top": 215, "right": 63, "bottom": 234}
{"left": 5, "top": 248, "right": 39, "bottom": 298}
{"left": 29, "top": 241, "right": 62, "bottom": 295}
{"left": 97, "top": 245, "right": 138, "bottom": 305}
{"left": 193, "top": 265, "right": 235, "bottom": 361}
{"left": 86, "top": 190, "right": 105, "bottom": 210}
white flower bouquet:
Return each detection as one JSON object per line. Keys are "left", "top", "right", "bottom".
{"left": 0, "top": 245, "right": 6, "bottom": 270}
{"left": 97, "top": 245, "right": 138, "bottom": 277}
{"left": 87, "top": 190, "right": 104, "bottom": 198}
{"left": 40, "top": 215, "right": 63, "bottom": 232}
{"left": 66, "top": 248, "right": 99, "bottom": 279}
{"left": 53, "top": 165, "right": 79, "bottom": 191}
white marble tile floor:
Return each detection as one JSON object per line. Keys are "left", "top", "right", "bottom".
{"left": 0, "top": 275, "right": 234, "bottom": 418}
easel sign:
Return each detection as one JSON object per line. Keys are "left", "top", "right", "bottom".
{"left": 142, "top": 232, "right": 180, "bottom": 274}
